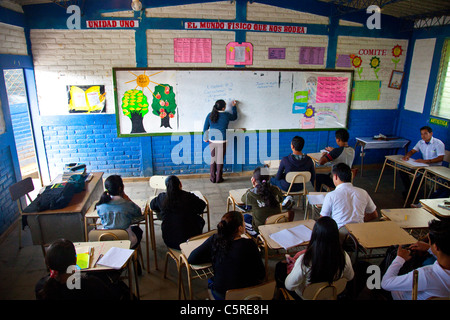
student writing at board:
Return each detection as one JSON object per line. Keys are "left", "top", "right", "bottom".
{"left": 203, "top": 99, "right": 238, "bottom": 183}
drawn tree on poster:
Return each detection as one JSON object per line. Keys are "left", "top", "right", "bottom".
{"left": 151, "top": 84, "right": 177, "bottom": 128}
{"left": 122, "top": 89, "right": 149, "bottom": 133}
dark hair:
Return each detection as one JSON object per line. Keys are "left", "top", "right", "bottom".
{"left": 335, "top": 129, "right": 349, "bottom": 142}
{"left": 212, "top": 211, "right": 243, "bottom": 263}
{"left": 36, "top": 239, "right": 77, "bottom": 300}
{"left": 210, "top": 99, "right": 226, "bottom": 123}
{"left": 252, "top": 167, "right": 278, "bottom": 208}
{"left": 331, "top": 163, "right": 352, "bottom": 183}
{"left": 162, "top": 175, "right": 182, "bottom": 210}
{"left": 428, "top": 219, "right": 450, "bottom": 256}
{"left": 302, "top": 217, "right": 346, "bottom": 284}
{"left": 420, "top": 126, "right": 432, "bottom": 133}
{"left": 291, "top": 136, "right": 305, "bottom": 152}
{"left": 96, "top": 175, "right": 124, "bottom": 208}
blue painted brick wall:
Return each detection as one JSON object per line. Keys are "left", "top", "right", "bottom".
{"left": 42, "top": 120, "right": 143, "bottom": 179}
{"left": 0, "top": 147, "right": 18, "bottom": 235}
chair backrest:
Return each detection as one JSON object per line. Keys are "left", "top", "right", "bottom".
{"left": 444, "top": 150, "right": 450, "bottom": 167}
{"left": 351, "top": 168, "right": 358, "bottom": 183}
{"left": 302, "top": 278, "right": 347, "bottom": 300}
{"left": 88, "top": 229, "right": 129, "bottom": 242}
{"left": 265, "top": 212, "right": 289, "bottom": 225}
{"left": 225, "top": 281, "right": 276, "bottom": 300}
{"left": 9, "top": 177, "right": 34, "bottom": 202}
{"left": 285, "top": 171, "right": 311, "bottom": 195}
{"left": 149, "top": 175, "right": 168, "bottom": 195}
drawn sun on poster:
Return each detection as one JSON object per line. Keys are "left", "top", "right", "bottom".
{"left": 123, "top": 71, "right": 177, "bottom": 132}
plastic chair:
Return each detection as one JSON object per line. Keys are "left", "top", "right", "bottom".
{"left": 8, "top": 178, "right": 36, "bottom": 251}
{"left": 284, "top": 171, "right": 311, "bottom": 209}
{"left": 302, "top": 278, "right": 347, "bottom": 300}
{"left": 178, "top": 230, "right": 216, "bottom": 300}
{"left": 208, "top": 280, "right": 276, "bottom": 300}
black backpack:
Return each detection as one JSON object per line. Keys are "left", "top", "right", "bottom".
{"left": 23, "top": 182, "right": 77, "bottom": 212}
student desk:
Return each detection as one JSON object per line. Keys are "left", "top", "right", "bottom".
{"left": 412, "top": 166, "right": 450, "bottom": 204}
{"left": 73, "top": 240, "right": 140, "bottom": 300}
{"left": 258, "top": 219, "right": 315, "bottom": 277}
{"left": 375, "top": 155, "right": 428, "bottom": 207}
{"left": 355, "top": 137, "right": 410, "bottom": 176}
{"left": 380, "top": 208, "right": 436, "bottom": 239}
{"left": 307, "top": 152, "right": 332, "bottom": 174}
{"left": 226, "top": 188, "right": 248, "bottom": 212}
{"left": 419, "top": 198, "right": 450, "bottom": 218}
{"left": 25, "top": 172, "right": 104, "bottom": 248}
{"left": 84, "top": 199, "right": 151, "bottom": 273}
{"left": 344, "top": 221, "right": 417, "bottom": 262}
{"left": 263, "top": 160, "right": 280, "bottom": 176}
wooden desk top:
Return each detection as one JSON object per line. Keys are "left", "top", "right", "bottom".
{"left": 229, "top": 188, "right": 249, "bottom": 205}
{"left": 258, "top": 219, "right": 315, "bottom": 250}
{"left": 420, "top": 198, "right": 450, "bottom": 218}
{"left": 424, "top": 166, "right": 450, "bottom": 180}
{"left": 73, "top": 240, "right": 131, "bottom": 271}
{"left": 356, "top": 137, "right": 409, "bottom": 149}
{"left": 24, "top": 172, "right": 104, "bottom": 215}
{"left": 385, "top": 155, "right": 429, "bottom": 169}
{"left": 180, "top": 235, "right": 214, "bottom": 270}
{"left": 344, "top": 221, "right": 417, "bottom": 249}
{"left": 307, "top": 152, "right": 324, "bottom": 163}
{"left": 381, "top": 208, "right": 436, "bottom": 229}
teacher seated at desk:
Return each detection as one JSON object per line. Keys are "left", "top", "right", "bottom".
{"left": 270, "top": 136, "right": 316, "bottom": 193}
{"left": 400, "top": 126, "right": 446, "bottom": 201}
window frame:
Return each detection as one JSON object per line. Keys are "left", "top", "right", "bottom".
{"left": 431, "top": 38, "right": 450, "bottom": 120}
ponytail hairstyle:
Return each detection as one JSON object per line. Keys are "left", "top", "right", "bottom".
{"left": 253, "top": 167, "right": 278, "bottom": 208}
{"left": 36, "top": 239, "right": 77, "bottom": 300}
{"left": 301, "top": 216, "right": 345, "bottom": 284}
{"left": 96, "top": 175, "right": 124, "bottom": 208}
{"left": 162, "top": 175, "right": 182, "bottom": 210}
{"left": 212, "top": 211, "right": 244, "bottom": 263}
{"left": 209, "top": 99, "right": 226, "bottom": 123}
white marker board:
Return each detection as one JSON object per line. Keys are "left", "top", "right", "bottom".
{"left": 113, "top": 68, "right": 353, "bottom": 136}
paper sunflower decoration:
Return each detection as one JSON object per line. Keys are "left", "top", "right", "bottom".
{"left": 304, "top": 105, "right": 315, "bottom": 118}
{"left": 391, "top": 45, "right": 403, "bottom": 69}
{"left": 350, "top": 55, "right": 363, "bottom": 79}
{"left": 370, "top": 56, "right": 381, "bottom": 79}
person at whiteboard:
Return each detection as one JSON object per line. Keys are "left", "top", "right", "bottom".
{"left": 270, "top": 136, "right": 316, "bottom": 193}
{"left": 203, "top": 99, "right": 238, "bottom": 183}
{"left": 399, "top": 126, "right": 445, "bottom": 202}
{"left": 314, "top": 128, "right": 355, "bottom": 191}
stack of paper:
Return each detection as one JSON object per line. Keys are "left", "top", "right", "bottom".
{"left": 307, "top": 194, "right": 326, "bottom": 205}
{"left": 97, "top": 247, "right": 134, "bottom": 269}
{"left": 269, "top": 224, "right": 312, "bottom": 250}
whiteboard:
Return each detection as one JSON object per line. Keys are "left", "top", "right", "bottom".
{"left": 113, "top": 68, "right": 353, "bottom": 136}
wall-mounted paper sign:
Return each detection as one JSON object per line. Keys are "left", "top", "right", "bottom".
{"left": 67, "top": 85, "right": 106, "bottom": 113}
{"left": 226, "top": 42, "right": 253, "bottom": 65}
{"left": 268, "top": 48, "right": 286, "bottom": 59}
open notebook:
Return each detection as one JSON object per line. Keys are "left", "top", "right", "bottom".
{"left": 97, "top": 247, "right": 134, "bottom": 269}
{"left": 269, "top": 224, "right": 312, "bottom": 250}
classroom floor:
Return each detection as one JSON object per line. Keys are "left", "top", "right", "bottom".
{"left": 0, "top": 165, "right": 415, "bottom": 300}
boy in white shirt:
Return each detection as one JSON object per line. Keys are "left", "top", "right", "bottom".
{"left": 320, "top": 163, "right": 378, "bottom": 243}
{"left": 381, "top": 219, "right": 450, "bottom": 300}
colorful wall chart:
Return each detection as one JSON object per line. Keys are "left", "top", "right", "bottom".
{"left": 173, "top": 38, "right": 212, "bottom": 63}
{"left": 352, "top": 80, "right": 381, "bottom": 101}
{"left": 226, "top": 42, "right": 253, "bottom": 65}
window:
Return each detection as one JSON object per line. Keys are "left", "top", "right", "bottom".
{"left": 431, "top": 39, "right": 450, "bottom": 119}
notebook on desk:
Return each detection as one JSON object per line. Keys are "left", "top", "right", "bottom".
{"left": 269, "top": 224, "right": 312, "bottom": 250}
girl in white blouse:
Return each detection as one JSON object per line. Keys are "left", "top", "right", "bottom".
{"left": 284, "top": 216, "right": 354, "bottom": 299}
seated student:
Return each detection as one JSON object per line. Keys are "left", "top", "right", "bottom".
{"left": 315, "top": 128, "right": 355, "bottom": 191}
{"left": 35, "top": 239, "right": 121, "bottom": 300}
{"left": 187, "top": 211, "right": 265, "bottom": 300}
{"left": 277, "top": 217, "right": 354, "bottom": 300}
{"left": 241, "top": 167, "right": 285, "bottom": 236}
{"left": 320, "top": 163, "right": 378, "bottom": 243}
{"left": 95, "top": 175, "right": 143, "bottom": 249}
{"left": 381, "top": 219, "right": 450, "bottom": 300}
{"left": 400, "top": 126, "right": 445, "bottom": 201}
{"left": 150, "top": 175, "right": 206, "bottom": 250}
{"left": 270, "top": 136, "right": 316, "bottom": 192}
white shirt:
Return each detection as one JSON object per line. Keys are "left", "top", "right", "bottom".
{"left": 321, "top": 183, "right": 377, "bottom": 229}
{"left": 381, "top": 256, "right": 450, "bottom": 300}
{"left": 413, "top": 136, "right": 445, "bottom": 165}
{"left": 285, "top": 252, "right": 354, "bottom": 299}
